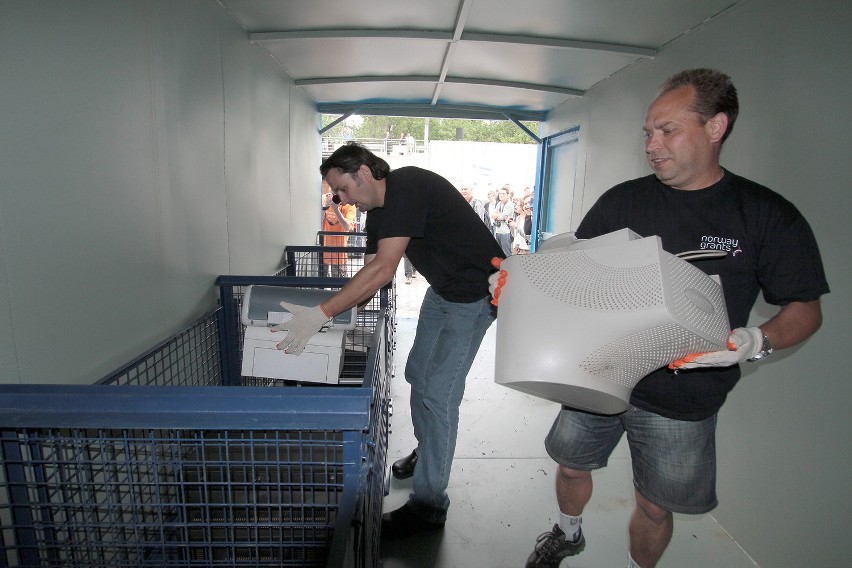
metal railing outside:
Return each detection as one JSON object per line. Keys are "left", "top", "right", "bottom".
{"left": 321, "top": 137, "right": 423, "bottom": 158}
{"left": 316, "top": 231, "right": 367, "bottom": 250}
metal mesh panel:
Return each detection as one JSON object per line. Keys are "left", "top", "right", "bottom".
{"left": 281, "top": 246, "right": 367, "bottom": 279}
{"left": 359, "top": 326, "right": 392, "bottom": 565}
{"left": 0, "top": 428, "right": 343, "bottom": 567}
{"left": 95, "top": 313, "right": 222, "bottom": 387}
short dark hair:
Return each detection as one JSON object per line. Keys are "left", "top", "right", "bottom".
{"left": 320, "top": 142, "right": 390, "bottom": 180}
{"left": 658, "top": 68, "right": 739, "bottom": 143}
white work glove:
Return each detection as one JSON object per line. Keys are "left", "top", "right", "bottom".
{"left": 668, "top": 326, "right": 763, "bottom": 370}
{"left": 271, "top": 301, "right": 332, "bottom": 356}
{"left": 487, "top": 257, "right": 506, "bottom": 306}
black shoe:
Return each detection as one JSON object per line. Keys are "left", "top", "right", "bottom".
{"left": 525, "top": 524, "right": 585, "bottom": 568}
{"left": 381, "top": 503, "right": 444, "bottom": 540}
{"left": 391, "top": 449, "right": 418, "bottom": 479}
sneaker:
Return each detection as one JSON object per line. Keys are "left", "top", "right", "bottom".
{"left": 525, "top": 524, "right": 585, "bottom": 568}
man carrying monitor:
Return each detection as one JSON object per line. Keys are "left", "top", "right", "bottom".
{"left": 498, "top": 69, "right": 829, "bottom": 568}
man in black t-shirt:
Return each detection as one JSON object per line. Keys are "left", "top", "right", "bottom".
{"left": 273, "top": 143, "right": 505, "bottom": 541}
{"left": 518, "top": 70, "right": 829, "bottom": 568}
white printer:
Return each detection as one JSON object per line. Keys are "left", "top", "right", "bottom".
{"left": 495, "top": 229, "right": 731, "bottom": 414}
{"left": 240, "top": 286, "right": 357, "bottom": 385}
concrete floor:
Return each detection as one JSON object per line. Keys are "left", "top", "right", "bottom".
{"left": 379, "top": 267, "right": 759, "bottom": 568}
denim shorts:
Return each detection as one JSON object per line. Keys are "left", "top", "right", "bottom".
{"left": 544, "top": 406, "right": 718, "bottom": 514}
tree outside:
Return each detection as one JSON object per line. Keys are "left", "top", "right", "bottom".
{"left": 321, "top": 115, "right": 538, "bottom": 145}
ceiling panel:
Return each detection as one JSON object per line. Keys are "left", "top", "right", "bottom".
{"left": 263, "top": 38, "right": 447, "bottom": 79}
{"left": 465, "top": 0, "right": 739, "bottom": 45}
{"left": 223, "top": 0, "right": 463, "bottom": 30}
{"left": 302, "top": 82, "right": 437, "bottom": 106}
{"left": 437, "top": 82, "right": 573, "bottom": 112}
{"left": 449, "top": 42, "right": 643, "bottom": 91}
{"left": 221, "top": 0, "right": 745, "bottom": 121}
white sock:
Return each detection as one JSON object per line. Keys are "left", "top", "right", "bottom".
{"left": 558, "top": 512, "right": 582, "bottom": 541}
{"left": 627, "top": 553, "right": 641, "bottom": 568}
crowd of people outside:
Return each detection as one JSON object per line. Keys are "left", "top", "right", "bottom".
{"left": 382, "top": 125, "right": 419, "bottom": 155}
{"left": 323, "top": 174, "right": 537, "bottom": 266}
{"left": 463, "top": 183, "right": 534, "bottom": 256}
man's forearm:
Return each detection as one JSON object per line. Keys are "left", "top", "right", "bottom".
{"left": 760, "top": 299, "right": 823, "bottom": 351}
{"left": 320, "top": 258, "right": 394, "bottom": 316}
{"left": 331, "top": 204, "right": 352, "bottom": 231}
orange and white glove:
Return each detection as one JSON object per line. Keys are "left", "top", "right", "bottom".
{"left": 668, "top": 326, "right": 764, "bottom": 370}
{"left": 271, "top": 301, "right": 332, "bottom": 355}
{"left": 487, "top": 257, "right": 507, "bottom": 306}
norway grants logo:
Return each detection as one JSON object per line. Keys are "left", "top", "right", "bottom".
{"left": 700, "top": 235, "right": 741, "bottom": 256}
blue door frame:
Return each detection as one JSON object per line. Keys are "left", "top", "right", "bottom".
{"left": 530, "top": 125, "right": 581, "bottom": 251}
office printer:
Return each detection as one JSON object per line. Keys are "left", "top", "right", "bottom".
{"left": 240, "top": 286, "right": 357, "bottom": 385}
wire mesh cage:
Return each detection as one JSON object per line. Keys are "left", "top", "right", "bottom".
{"left": 222, "top": 274, "right": 394, "bottom": 387}
{"left": 0, "top": 275, "right": 394, "bottom": 568}
{"left": 0, "top": 426, "right": 345, "bottom": 567}
{"left": 280, "top": 245, "right": 367, "bottom": 279}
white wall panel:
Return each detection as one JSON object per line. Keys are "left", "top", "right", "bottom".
{"left": 147, "top": 0, "right": 231, "bottom": 331}
{"left": 288, "top": 85, "right": 324, "bottom": 246}
{"left": 0, "top": 1, "right": 316, "bottom": 384}
{"left": 1, "top": 1, "right": 166, "bottom": 383}
{"left": 222, "top": 23, "right": 294, "bottom": 275}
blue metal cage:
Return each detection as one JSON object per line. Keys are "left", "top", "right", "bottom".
{"left": 280, "top": 244, "right": 367, "bottom": 279}
{"left": 0, "top": 271, "right": 394, "bottom": 567}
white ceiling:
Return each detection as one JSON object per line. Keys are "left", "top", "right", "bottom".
{"left": 221, "top": 0, "right": 742, "bottom": 123}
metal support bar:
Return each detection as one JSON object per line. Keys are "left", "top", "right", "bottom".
{"left": 1, "top": 431, "right": 40, "bottom": 566}
{"left": 0, "top": 385, "right": 371, "bottom": 430}
{"left": 217, "top": 282, "right": 241, "bottom": 386}
{"left": 321, "top": 110, "right": 358, "bottom": 135}
{"left": 325, "top": 429, "right": 366, "bottom": 568}
{"left": 504, "top": 113, "right": 541, "bottom": 144}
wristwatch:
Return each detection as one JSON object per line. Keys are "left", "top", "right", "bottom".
{"left": 747, "top": 330, "right": 774, "bottom": 362}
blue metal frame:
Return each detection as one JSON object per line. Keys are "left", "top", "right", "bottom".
{"left": 531, "top": 124, "right": 581, "bottom": 250}
{"left": 0, "top": 385, "right": 371, "bottom": 430}
{"left": 530, "top": 140, "right": 545, "bottom": 251}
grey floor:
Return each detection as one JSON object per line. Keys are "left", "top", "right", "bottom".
{"left": 379, "top": 268, "right": 759, "bottom": 568}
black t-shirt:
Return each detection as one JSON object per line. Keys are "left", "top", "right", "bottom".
{"left": 576, "top": 170, "right": 829, "bottom": 420}
{"left": 365, "top": 167, "right": 506, "bottom": 302}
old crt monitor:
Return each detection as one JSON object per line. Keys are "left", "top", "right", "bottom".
{"left": 495, "top": 229, "right": 730, "bottom": 414}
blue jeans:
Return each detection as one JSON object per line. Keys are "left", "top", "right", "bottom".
{"left": 495, "top": 231, "right": 512, "bottom": 257}
{"left": 404, "top": 287, "right": 496, "bottom": 523}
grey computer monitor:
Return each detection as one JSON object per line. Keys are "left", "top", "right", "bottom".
{"left": 495, "top": 230, "right": 730, "bottom": 414}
